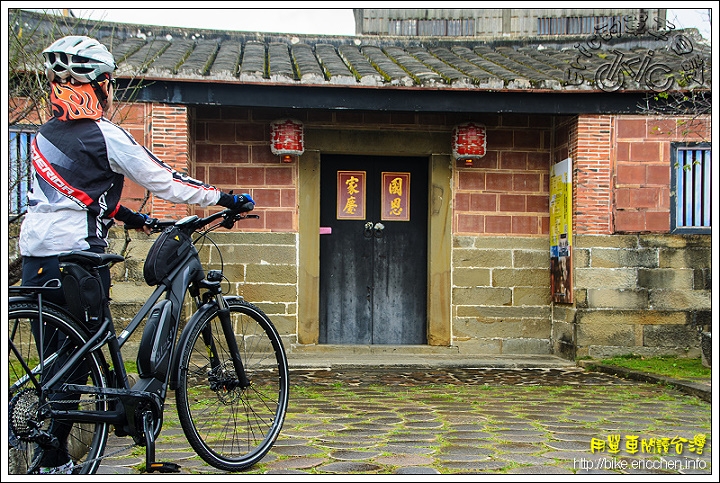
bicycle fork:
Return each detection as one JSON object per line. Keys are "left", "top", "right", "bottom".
{"left": 196, "top": 272, "right": 251, "bottom": 391}
{"left": 204, "top": 292, "right": 251, "bottom": 391}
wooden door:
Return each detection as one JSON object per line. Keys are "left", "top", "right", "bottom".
{"left": 319, "top": 155, "right": 428, "bottom": 344}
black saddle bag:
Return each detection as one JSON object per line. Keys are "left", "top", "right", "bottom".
{"left": 59, "top": 262, "right": 106, "bottom": 329}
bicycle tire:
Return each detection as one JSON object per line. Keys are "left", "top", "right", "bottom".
{"left": 175, "top": 298, "right": 289, "bottom": 471}
{"left": 8, "top": 300, "right": 110, "bottom": 475}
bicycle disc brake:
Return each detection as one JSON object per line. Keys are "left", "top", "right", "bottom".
{"left": 208, "top": 361, "right": 245, "bottom": 403}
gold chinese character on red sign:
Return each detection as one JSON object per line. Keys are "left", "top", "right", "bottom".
{"left": 381, "top": 172, "right": 410, "bottom": 221}
{"left": 337, "top": 171, "right": 366, "bottom": 220}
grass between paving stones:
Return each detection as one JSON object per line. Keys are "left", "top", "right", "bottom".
{"left": 143, "top": 381, "right": 709, "bottom": 475}
{"left": 597, "top": 355, "right": 710, "bottom": 380}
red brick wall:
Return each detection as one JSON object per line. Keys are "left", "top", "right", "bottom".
{"left": 147, "top": 104, "right": 193, "bottom": 220}
{"left": 113, "top": 101, "right": 710, "bottom": 237}
{"left": 117, "top": 103, "right": 194, "bottom": 220}
{"left": 194, "top": 107, "right": 296, "bottom": 232}
{"left": 112, "top": 102, "right": 155, "bottom": 214}
{"left": 114, "top": 103, "right": 297, "bottom": 231}
{"left": 613, "top": 115, "right": 711, "bottom": 233}
{"left": 572, "top": 115, "right": 614, "bottom": 234}
{"left": 454, "top": 114, "right": 551, "bottom": 236}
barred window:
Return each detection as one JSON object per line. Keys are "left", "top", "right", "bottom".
{"left": 537, "top": 15, "right": 624, "bottom": 35}
{"left": 389, "top": 18, "right": 475, "bottom": 36}
{"left": 9, "top": 128, "right": 35, "bottom": 215}
{"left": 671, "top": 143, "right": 711, "bottom": 233}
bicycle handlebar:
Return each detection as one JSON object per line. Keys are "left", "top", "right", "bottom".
{"left": 149, "top": 209, "right": 259, "bottom": 235}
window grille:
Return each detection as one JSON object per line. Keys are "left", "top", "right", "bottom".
{"left": 389, "top": 18, "right": 474, "bottom": 37}
{"left": 537, "top": 15, "right": 624, "bottom": 35}
{"left": 671, "top": 144, "right": 711, "bottom": 232}
{"left": 9, "top": 129, "right": 35, "bottom": 215}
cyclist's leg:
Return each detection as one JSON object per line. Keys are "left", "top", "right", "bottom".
{"left": 20, "top": 256, "right": 109, "bottom": 471}
{"left": 22, "top": 256, "right": 75, "bottom": 469}
{"left": 175, "top": 299, "right": 289, "bottom": 471}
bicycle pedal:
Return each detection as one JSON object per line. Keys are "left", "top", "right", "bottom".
{"left": 147, "top": 462, "right": 181, "bottom": 473}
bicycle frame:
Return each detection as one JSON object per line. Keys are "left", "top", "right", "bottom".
{"left": 9, "top": 228, "right": 246, "bottom": 466}
{"left": 9, "top": 209, "right": 284, "bottom": 474}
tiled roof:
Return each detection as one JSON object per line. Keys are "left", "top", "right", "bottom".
{"left": 14, "top": 10, "right": 712, "bottom": 94}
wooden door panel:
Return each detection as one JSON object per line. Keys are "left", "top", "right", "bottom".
{"left": 320, "top": 155, "right": 427, "bottom": 345}
{"left": 319, "top": 219, "right": 373, "bottom": 343}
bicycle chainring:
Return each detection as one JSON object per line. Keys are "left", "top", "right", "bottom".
{"left": 131, "top": 398, "right": 164, "bottom": 446}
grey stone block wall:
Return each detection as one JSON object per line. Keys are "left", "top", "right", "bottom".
{"left": 572, "top": 234, "right": 711, "bottom": 359}
{"left": 106, "top": 228, "right": 299, "bottom": 347}
{"left": 104, "top": 229, "right": 710, "bottom": 360}
{"left": 454, "top": 234, "right": 711, "bottom": 359}
{"left": 452, "top": 236, "right": 552, "bottom": 355}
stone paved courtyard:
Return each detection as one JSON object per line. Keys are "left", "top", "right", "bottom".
{"left": 97, "top": 367, "right": 713, "bottom": 476}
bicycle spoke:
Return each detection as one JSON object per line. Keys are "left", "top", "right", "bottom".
{"left": 175, "top": 299, "right": 288, "bottom": 471}
{"left": 8, "top": 302, "right": 110, "bottom": 475}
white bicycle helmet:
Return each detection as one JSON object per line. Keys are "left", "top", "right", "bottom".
{"left": 43, "top": 35, "right": 116, "bottom": 84}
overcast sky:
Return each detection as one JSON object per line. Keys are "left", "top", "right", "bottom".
{"left": 14, "top": 3, "right": 715, "bottom": 40}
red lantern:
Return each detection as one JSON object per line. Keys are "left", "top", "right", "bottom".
{"left": 452, "top": 122, "right": 487, "bottom": 166}
{"left": 271, "top": 119, "right": 304, "bottom": 163}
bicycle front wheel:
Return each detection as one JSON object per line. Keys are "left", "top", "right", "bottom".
{"left": 175, "top": 299, "right": 289, "bottom": 471}
{"left": 8, "top": 300, "right": 110, "bottom": 475}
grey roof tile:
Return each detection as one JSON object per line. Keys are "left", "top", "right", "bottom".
{"left": 239, "top": 41, "right": 265, "bottom": 80}
{"left": 268, "top": 42, "right": 295, "bottom": 82}
{"left": 213, "top": 40, "right": 242, "bottom": 80}
{"left": 315, "top": 44, "right": 356, "bottom": 84}
{"left": 14, "top": 9, "right": 711, "bottom": 93}
{"left": 360, "top": 45, "right": 414, "bottom": 86}
{"left": 148, "top": 38, "right": 195, "bottom": 75}
{"left": 177, "top": 39, "right": 220, "bottom": 77}
{"left": 407, "top": 47, "right": 472, "bottom": 86}
{"left": 338, "top": 45, "right": 384, "bottom": 85}
{"left": 120, "top": 38, "right": 170, "bottom": 75}
{"left": 452, "top": 46, "right": 530, "bottom": 88}
{"left": 429, "top": 47, "right": 500, "bottom": 86}
{"left": 383, "top": 46, "right": 444, "bottom": 86}
{"left": 292, "top": 43, "right": 325, "bottom": 82}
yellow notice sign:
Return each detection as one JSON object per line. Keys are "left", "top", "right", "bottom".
{"left": 550, "top": 158, "right": 573, "bottom": 303}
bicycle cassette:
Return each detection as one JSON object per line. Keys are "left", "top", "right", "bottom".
{"left": 9, "top": 388, "right": 41, "bottom": 444}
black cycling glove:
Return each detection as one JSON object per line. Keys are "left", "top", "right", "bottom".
{"left": 115, "top": 205, "right": 158, "bottom": 230}
{"left": 218, "top": 192, "right": 255, "bottom": 212}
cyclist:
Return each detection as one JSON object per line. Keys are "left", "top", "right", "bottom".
{"left": 18, "top": 35, "right": 254, "bottom": 474}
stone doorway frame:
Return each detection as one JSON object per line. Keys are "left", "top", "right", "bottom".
{"left": 297, "top": 128, "right": 452, "bottom": 346}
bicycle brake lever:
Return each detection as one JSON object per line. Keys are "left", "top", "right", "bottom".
{"left": 219, "top": 213, "right": 237, "bottom": 229}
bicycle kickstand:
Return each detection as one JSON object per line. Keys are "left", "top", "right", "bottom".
{"left": 142, "top": 410, "right": 181, "bottom": 473}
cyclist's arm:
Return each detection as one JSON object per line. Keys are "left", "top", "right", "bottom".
{"left": 100, "top": 119, "right": 221, "bottom": 207}
{"left": 113, "top": 205, "right": 157, "bottom": 233}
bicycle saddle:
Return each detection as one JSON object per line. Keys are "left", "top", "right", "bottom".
{"left": 58, "top": 250, "right": 125, "bottom": 268}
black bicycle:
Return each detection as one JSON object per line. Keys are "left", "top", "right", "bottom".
{"left": 8, "top": 209, "right": 289, "bottom": 474}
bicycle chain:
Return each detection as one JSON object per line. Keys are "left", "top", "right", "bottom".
{"left": 72, "top": 439, "right": 138, "bottom": 473}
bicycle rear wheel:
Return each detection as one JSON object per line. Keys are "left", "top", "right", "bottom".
{"left": 8, "top": 300, "right": 110, "bottom": 475}
{"left": 175, "top": 299, "right": 289, "bottom": 471}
